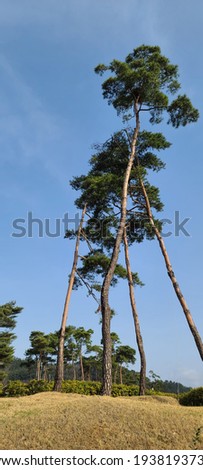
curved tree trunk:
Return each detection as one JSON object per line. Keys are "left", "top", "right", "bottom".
{"left": 123, "top": 227, "right": 147, "bottom": 395}
{"left": 54, "top": 204, "right": 87, "bottom": 391}
{"left": 101, "top": 103, "right": 140, "bottom": 395}
{"left": 139, "top": 178, "right": 203, "bottom": 361}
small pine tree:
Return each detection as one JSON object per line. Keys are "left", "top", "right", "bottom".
{"left": 0, "top": 301, "right": 23, "bottom": 381}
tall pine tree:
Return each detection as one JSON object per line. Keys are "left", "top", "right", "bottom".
{"left": 70, "top": 128, "right": 168, "bottom": 395}
{"left": 94, "top": 45, "right": 200, "bottom": 394}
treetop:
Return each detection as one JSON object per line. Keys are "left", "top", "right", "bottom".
{"left": 95, "top": 44, "right": 199, "bottom": 126}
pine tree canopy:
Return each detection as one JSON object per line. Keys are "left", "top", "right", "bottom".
{"left": 95, "top": 45, "right": 199, "bottom": 126}
{"left": 0, "top": 301, "right": 23, "bottom": 329}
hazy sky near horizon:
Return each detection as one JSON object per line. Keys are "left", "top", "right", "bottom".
{"left": 1, "top": 0, "right": 203, "bottom": 387}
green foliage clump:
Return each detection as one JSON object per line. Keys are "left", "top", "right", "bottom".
{"left": 179, "top": 387, "right": 203, "bottom": 406}
{"left": 62, "top": 380, "right": 102, "bottom": 395}
{"left": 3, "top": 380, "right": 28, "bottom": 397}
{"left": 0, "top": 379, "right": 183, "bottom": 399}
{"left": 0, "top": 302, "right": 23, "bottom": 381}
{"left": 27, "top": 379, "right": 54, "bottom": 395}
{"left": 2, "top": 380, "right": 54, "bottom": 397}
{"left": 146, "top": 388, "right": 177, "bottom": 399}
{"left": 62, "top": 381, "right": 139, "bottom": 397}
{"left": 111, "top": 384, "right": 139, "bottom": 397}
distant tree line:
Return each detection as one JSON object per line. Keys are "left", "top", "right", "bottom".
{"left": 6, "top": 356, "right": 190, "bottom": 394}
{"left": 1, "top": 320, "right": 189, "bottom": 393}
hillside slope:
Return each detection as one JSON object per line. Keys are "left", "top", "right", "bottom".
{"left": 1, "top": 392, "right": 203, "bottom": 449}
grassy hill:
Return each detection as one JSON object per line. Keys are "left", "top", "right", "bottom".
{"left": 1, "top": 392, "right": 203, "bottom": 450}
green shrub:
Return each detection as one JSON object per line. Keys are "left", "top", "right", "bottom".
{"left": 2, "top": 380, "right": 53, "bottom": 397}
{"left": 27, "top": 379, "right": 54, "bottom": 395}
{"left": 146, "top": 389, "right": 178, "bottom": 399}
{"left": 3, "top": 380, "right": 28, "bottom": 397}
{"left": 62, "top": 380, "right": 102, "bottom": 395}
{"left": 0, "top": 379, "right": 180, "bottom": 399}
{"left": 61, "top": 381, "right": 139, "bottom": 397}
{"left": 111, "top": 384, "right": 139, "bottom": 397}
{"left": 179, "top": 387, "right": 203, "bottom": 406}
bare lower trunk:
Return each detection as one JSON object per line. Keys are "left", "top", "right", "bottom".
{"left": 72, "top": 359, "right": 76, "bottom": 380}
{"left": 43, "top": 364, "right": 48, "bottom": 381}
{"left": 88, "top": 367, "right": 91, "bottom": 382}
{"left": 101, "top": 105, "right": 140, "bottom": 395}
{"left": 36, "top": 358, "right": 41, "bottom": 381}
{"left": 80, "top": 352, "right": 85, "bottom": 381}
{"left": 101, "top": 300, "right": 112, "bottom": 395}
{"left": 54, "top": 204, "right": 87, "bottom": 391}
{"left": 119, "top": 365, "right": 123, "bottom": 384}
{"left": 114, "top": 365, "right": 118, "bottom": 384}
{"left": 123, "top": 228, "right": 146, "bottom": 395}
{"left": 140, "top": 178, "right": 203, "bottom": 361}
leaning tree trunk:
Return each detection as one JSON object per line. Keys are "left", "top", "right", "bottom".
{"left": 123, "top": 227, "right": 147, "bottom": 395}
{"left": 101, "top": 103, "right": 140, "bottom": 395}
{"left": 139, "top": 177, "right": 203, "bottom": 361}
{"left": 54, "top": 204, "right": 87, "bottom": 391}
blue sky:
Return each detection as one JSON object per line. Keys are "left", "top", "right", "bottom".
{"left": 1, "top": 0, "right": 203, "bottom": 387}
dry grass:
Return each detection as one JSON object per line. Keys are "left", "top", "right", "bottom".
{"left": 0, "top": 392, "right": 203, "bottom": 450}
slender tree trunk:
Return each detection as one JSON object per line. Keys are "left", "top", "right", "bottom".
{"left": 36, "top": 357, "right": 41, "bottom": 381}
{"left": 119, "top": 365, "right": 123, "bottom": 384}
{"left": 54, "top": 204, "right": 87, "bottom": 391}
{"left": 43, "top": 364, "right": 48, "bottom": 381}
{"left": 123, "top": 227, "right": 146, "bottom": 395}
{"left": 101, "top": 104, "right": 140, "bottom": 395}
{"left": 72, "top": 359, "right": 76, "bottom": 380}
{"left": 139, "top": 177, "right": 203, "bottom": 361}
{"left": 114, "top": 365, "right": 118, "bottom": 384}
{"left": 88, "top": 367, "right": 90, "bottom": 381}
{"left": 80, "top": 351, "right": 85, "bottom": 381}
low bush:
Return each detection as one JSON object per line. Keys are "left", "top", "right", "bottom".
{"left": 179, "top": 387, "right": 203, "bottom": 406}
{"left": 111, "top": 384, "right": 139, "bottom": 397}
{"left": 27, "top": 379, "right": 54, "bottom": 395}
{"left": 2, "top": 380, "right": 53, "bottom": 397}
{"left": 62, "top": 380, "right": 102, "bottom": 395}
{"left": 3, "top": 380, "right": 28, "bottom": 397}
{"left": 146, "top": 389, "right": 177, "bottom": 399}
{"left": 1, "top": 379, "right": 180, "bottom": 399}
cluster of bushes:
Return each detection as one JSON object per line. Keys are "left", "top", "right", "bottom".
{"left": 2, "top": 380, "right": 53, "bottom": 397}
{"left": 0, "top": 379, "right": 173, "bottom": 398}
{"left": 1, "top": 380, "right": 139, "bottom": 397}
{"left": 146, "top": 389, "right": 177, "bottom": 399}
{"left": 1, "top": 380, "right": 202, "bottom": 405}
{"left": 179, "top": 387, "right": 203, "bottom": 406}
{"left": 61, "top": 380, "right": 102, "bottom": 395}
